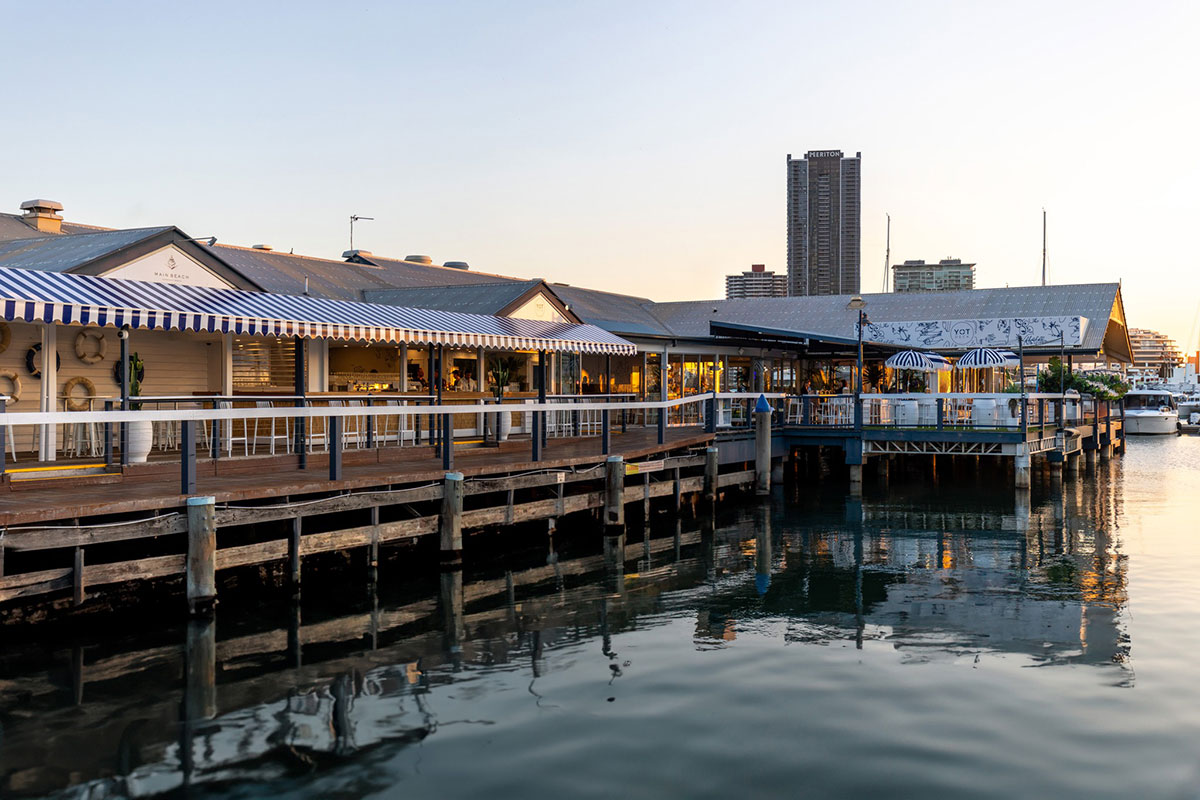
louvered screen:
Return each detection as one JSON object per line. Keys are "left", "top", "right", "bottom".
{"left": 232, "top": 337, "right": 296, "bottom": 391}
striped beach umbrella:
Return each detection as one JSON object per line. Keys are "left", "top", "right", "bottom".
{"left": 885, "top": 350, "right": 937, "bottom": 371}
{"left": 955, "top": 348, "right": 1021, "bottom": 369}
{"left": 925, "top": 353, "right": 953, "bottom": 372}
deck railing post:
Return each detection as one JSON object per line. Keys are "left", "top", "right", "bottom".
{"left": 365, "top": 396, "right": 375, "bottom": 450}
{"left": 181, "top": 420, "right": 196, "bottom": 495}
{"left": 1038, "top": 398, "right": 1046, "bottom": 434}
{"left": 442, "top": 411, "right": 454, "bottom": 470}
{"left": 601, "top": 408, "right": 611, "bottom": 455}
{"left": 937, "top": 397, "right": 945, "bottom": 431}
{"left": 0, "top": 398, "right": 7, "bottom": 476}
{"left": 295, "top": 398, "right": 307, "bottom": 469}
{"left": 705, "top": 391, "right": 716, "bottom": 433}
{"left": 329, "top": 416, "right": 343, "bottom": 481}
{"left": 802, "top": 396, "right": 811, "bottom": 426}
{"left": 210, "top": 400, "right": 220, "bottom": 461}
{"left": 532, "top": 407, "right": 542, "bottom": 462}
{"left": 104, "top": 400, "right": 113, "bottom": 469}
{"left": 854, "top": 398, "right": 863, "bottom": 432}
{"left": 657, "top": 404, "right": 666, "bottom": 445}
{"left": 621, "top": 401, "right": 628, "bottom": 433}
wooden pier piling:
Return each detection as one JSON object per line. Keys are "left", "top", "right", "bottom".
{"left": 440, "top": 472, "right": 464, "bottom": 566}
{"left": 186, "top": 496, "right": 217, "bottom": 615}
{"left": 604, "top": 456, "right": 625, "bottom": 533}
{"left": 755, "top": 404, "right": 771, "bottom": 496}
{"left": 704, "top": 446, "right": 719, "bottom": 502}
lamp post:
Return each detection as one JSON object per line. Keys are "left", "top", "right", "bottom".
{"left": 846, "top": 296, "right": 868, "bottom": 396}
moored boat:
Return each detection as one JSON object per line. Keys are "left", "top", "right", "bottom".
{"left": 1123, "top": 389, "right": 1179, "bottom": 435}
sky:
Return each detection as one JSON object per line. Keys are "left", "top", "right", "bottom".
{"left": 2, "top": 0, "right": 1198, "bottom": 349}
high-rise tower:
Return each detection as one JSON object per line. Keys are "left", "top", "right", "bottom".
{"left": 786, "top": 150, "right": 861, "bottom": 296}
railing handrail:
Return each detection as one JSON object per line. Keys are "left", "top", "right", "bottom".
{"left": 0, "top": 392, "right": 762, "bottom": 427}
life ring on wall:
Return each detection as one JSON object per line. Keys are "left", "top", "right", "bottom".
{"left": 25, "top": 344, "right": 61, "bottom": 378}
{"left": 0, "top": 321, "right": 10, "bottom": 354}
{"left": 0, "top": 369, "right": 21, "bottom": 405}
{"left": 75, "top": 327, "right": 107, "bottom": 364}
{"left": 63, "top": 376, "right": 97, "bottom": 411}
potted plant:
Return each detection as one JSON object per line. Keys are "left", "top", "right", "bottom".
{"left": 488, "top": 356, "right": 521, "bottom": 442}
{"left": 123, "top": 351, "right": 153, "bottom": 463}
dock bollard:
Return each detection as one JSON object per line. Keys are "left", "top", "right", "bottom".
{"left": 754, "top": 395, "right": 772, "bottom": 496}
{"left": 186, "top": 496, "right": 217, "bottom": 615}
{"left": 440, "top": 472, "right": 464, "bottom": 566}
{"left": 604, "top": 456, "right": 625, "bottom": 533}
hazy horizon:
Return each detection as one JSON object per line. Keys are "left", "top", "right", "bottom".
{"left": 2, "top": 0, "right": 1197, "bottom": 350}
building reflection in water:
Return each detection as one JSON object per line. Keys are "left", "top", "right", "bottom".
{"left": 0, "top": 466, "right": 1129, "bottom": 798}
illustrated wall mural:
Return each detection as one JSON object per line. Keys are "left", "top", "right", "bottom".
{"left": 860, "top": 316, "right": 1086, "bottom": 349}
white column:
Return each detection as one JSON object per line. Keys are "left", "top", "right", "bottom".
{"left": 307, "top": 339, "right": 328, "bottom": 393}
{"left": 220, "top": 334, "right": 234, "bottom": 396}
{"left": 39, "top": 323, "right": 58, "bottom": 462}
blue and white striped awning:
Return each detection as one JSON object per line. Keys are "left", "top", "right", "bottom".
{"left": 884, "top": 350, "right": 937, "bottom": 371}
{"left": 0, "top": 266, "right": 637, "bottom": 355}
{"left": 955, "top": 348, "right": 1021, "bottom": 369}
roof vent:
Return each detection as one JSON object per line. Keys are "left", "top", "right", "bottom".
{"left": 342, "top": 249, "right": 372, "bottom": 259}
{"left": 19, "top": 198, "right": 64, "bottom": 234}
{"left": 251, "top": 244, "right": 273, "bottom": 251}
{"left": 405, "top": 255, "right": 433, "bottom": 265}
{"left": 443, "top": 261, "right": 470, "bottom": 270}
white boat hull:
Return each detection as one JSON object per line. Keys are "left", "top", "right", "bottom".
{"left": 1125, "top": 411, "right": 1178, "bottom": 435}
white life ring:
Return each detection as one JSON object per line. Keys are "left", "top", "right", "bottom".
{"left": 0, "top": 369, "right": 21, "bottom": 405}
{"left": 63, "top": 375, "right": 97, "bottom": 411}
{"left": 75, "top": 326, "right": 107, "bottom": 364}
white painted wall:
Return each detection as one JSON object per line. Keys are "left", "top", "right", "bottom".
{"left": 100, "top": 245, "right": 235, "bottom": 289}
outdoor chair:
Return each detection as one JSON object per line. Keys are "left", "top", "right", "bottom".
{"left": 252, "top": 400, "right": 291, "bottom": 455}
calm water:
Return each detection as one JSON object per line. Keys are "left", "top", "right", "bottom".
{"left": 4, "top": 437, "right": 1200, "bottom": 799}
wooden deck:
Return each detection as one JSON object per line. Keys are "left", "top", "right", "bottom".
{"left": 0, "top": 427, "right": 714, "bottom": 527}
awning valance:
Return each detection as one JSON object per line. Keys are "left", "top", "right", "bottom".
{"left": 0, "top": 267, "right": 637, "bottom": 355}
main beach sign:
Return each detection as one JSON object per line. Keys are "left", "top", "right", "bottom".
{"left": 861, "top": 316, "right": 1087, "bottom": 349}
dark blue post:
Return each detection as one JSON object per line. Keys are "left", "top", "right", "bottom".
{"left": 119, "top": 329, "right": 130, "bottom": 467}
{"left": 538, "top": 350, "right": 548, "bottom": 449}
{"left": 414, "top": 399, "right": 422, "bottom": 445}
{"left": 621, "top": 400, "right": 627, "bottom": 433}
{"left": 210, "top": 401, "right": 220, "bottom": 460}
{"left": 104, "top": 400, "right": 113, "bottom": 469}
{"left": 180, "top": 419, "right": 196, "bottom": 495}
{"left": 293, "top": 336, "right": 307, "bottom": 467}
{"left": 1038, "top": 398, "right": 1046, "bottom": 434}
{"left": 329, "top": 416, "right": 342, "bottom": 481}
{"left": 532, "top": 408, "right": 542, "bottom": 462}
{"left": 602, "top": 408, "right": 611, "bottom": 455}
{"left": 854, "top": 398, "right": 863, "bottom": 432}
{"left": 365, "top": 396, "right": 375, "bottom": 450}
{"left": 442, "top": 410, "right": 453, "bottom": 470}
{"left": 705, "top": 391, "right": 716, "bottom": 433}
{"left": 937, "top": 397, "right": 945, "bottom": 431}
{"left": 573, "top": 404, "right": 580, "bottom": 437}
{"left": 802, "top": 396, "right": 811, "bottom": 426}
{"left": 657, "top": 403, "right": 666, "bottom": 445}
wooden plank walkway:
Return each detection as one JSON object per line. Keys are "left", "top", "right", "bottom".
{"left": 0, "top": 427, "right": 713, "bottom": 526}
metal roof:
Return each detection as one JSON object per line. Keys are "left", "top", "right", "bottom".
{"left": 550, "top": 284, "right": 672, "bottom": 336}
{"left": 647, "top": 284, "right": 1123, "bottom": 352}
{"left": 363, "top": 281, "right": 545, "bottom": 315}
{"left": 0, "top": 266, "right": 636, "bottom": 355}
{"left": 0, "top": 227, "right": 173, "bottom": 272}
{"left": 353, "top": 254, "right": 528, "bottom": 289}
{"left": 0, "top": 213, "right": 111, "bottom": 242}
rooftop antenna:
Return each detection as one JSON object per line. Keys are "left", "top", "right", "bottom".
{"left": 1042, "top": 208, "right": 1047, "bottom": 286}
{"left": 349, "top": 214, "right": 374, "bottom": 251}
{"left": 881, "top": 213, "right": 891, "bottom": 292}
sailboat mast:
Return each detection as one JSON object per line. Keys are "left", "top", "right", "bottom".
{"left": 1042, "top": 208, "right": 1047, "bottom": 286}
{"left": 882, "top": 213, "right": 891, "bottom": 292}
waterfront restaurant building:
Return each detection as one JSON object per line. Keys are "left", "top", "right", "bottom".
{"left": 0, "top": 198, "right": 1133, "bottom": 460}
